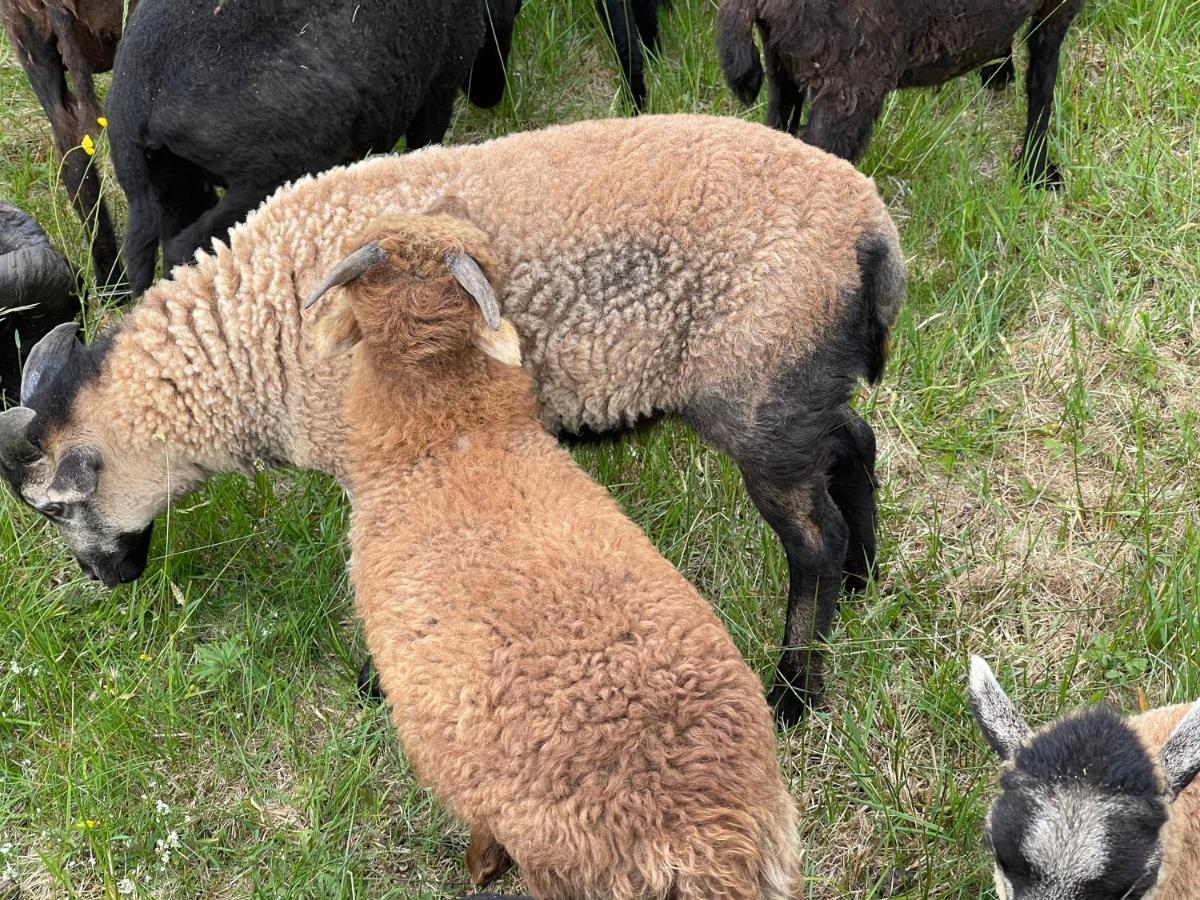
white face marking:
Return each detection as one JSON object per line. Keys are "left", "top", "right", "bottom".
{"left": 1022, "top": 788, "right": 1112, "bottom": 885}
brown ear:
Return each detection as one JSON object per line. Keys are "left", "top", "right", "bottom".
{"left": 313, "top": 299, "right": 362, "bottom": 358}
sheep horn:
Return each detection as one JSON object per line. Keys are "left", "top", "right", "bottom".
{"left": 20, "top": 321, "right": 80, "bottom": 404}
{"left": 446, "top": 252, "right": 501, "bottom": 332}
{"left": 0, "top": 406, "right": 40, "bottom": 466}
{"left": 303, "top": 243, "right": 388, "bottom": 309}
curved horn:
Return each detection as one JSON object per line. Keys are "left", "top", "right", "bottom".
{"left": 20, "top": 320, "right": 80, "bottom": 404}
{"left": 303, "top": 244, "right": 388, "bottom": 309}
{"left": 0, "top": 406, "right": 39, "bottom": 466}
{"left": 446, "top": 252, "right": 501, "bottom": 331}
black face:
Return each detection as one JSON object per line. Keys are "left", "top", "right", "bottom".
{"left": 74, "top": 523, "right": 155, "bottom": 587}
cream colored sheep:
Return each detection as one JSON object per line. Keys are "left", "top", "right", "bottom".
{"left": 0, "top": 114, "right": 906, "bottom": 725}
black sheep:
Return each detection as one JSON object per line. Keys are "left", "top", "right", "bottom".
{"left": 107, "top": 0, "right": 516, "bottom": 297}
{"left": 0, "top": 203, "right": 78, "bottom": 405}
{"left": 717, "top": 0, "right": 1083, "bottom": 187}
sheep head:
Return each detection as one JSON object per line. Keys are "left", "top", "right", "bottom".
{"left": 305, "top": 208, "right": 521, "bottom": 372}
{"left": 969, "top": 656, "right": 1200, "bottom": 900}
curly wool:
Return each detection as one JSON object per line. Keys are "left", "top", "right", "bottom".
{"left": 327, "top": 215, "right": 803, "bottom": 899}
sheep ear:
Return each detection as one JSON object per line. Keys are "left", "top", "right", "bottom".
{"left": 314, "top": 301, "right": 363, "bottom": 359}
{"left": 471, "top": 318, "right": 522, "bottom": 367}
{"left": 20, "top": 321, "right": 80, "bottom": 403}
{"left": 968, "top": 656, "right": 1031, "bottom": 761}
{"left": 1158, "top": 699, "right": 1200, "bottom": 799}
{"left": 0, "top": 406, "right": 40, "bottom": 466}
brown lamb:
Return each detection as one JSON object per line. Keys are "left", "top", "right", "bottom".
{"left": 308, "top": 211, "right": 803, "bottom": 899}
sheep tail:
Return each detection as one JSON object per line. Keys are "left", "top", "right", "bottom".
{"left": 855, "top": 224, "right": 907, "bottom": 385}
{"left": 716, "top": 0, "right": 763, "bottom": 104}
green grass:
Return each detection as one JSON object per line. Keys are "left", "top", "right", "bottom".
{"left": 2, "top": 0, "right": 1199, "bottom": 896}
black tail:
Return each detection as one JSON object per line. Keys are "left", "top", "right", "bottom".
{"left": 854, "top": 231, "right": 907, "bottom": 385}
{"left": 716, "top": 0, "right": 763, "bottom": 104}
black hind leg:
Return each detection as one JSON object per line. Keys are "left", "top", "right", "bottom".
{"left": 765, "top": 46, "right": 804, "bottom": 135}
{"left": 1020, "top": 0, "right": 1082, "bottom": 188}
{"left": 685, "top": 388, "right": 852, "bottom": 728}
{"left": 828, "top": 409, "right": 878, "bottom": 593}
{"left": 597, "top": 0, "right": 647, "bottom": 109}
{"left": 357, "top": 657, "right": 384, "bottom": 703}
{"left": 161, "top": 182, "right": 269, "bottom": 273}
{"left": 979, "top": 52, "right": 1015, "bottom": 90}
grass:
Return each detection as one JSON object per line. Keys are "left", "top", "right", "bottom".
{"left": 2, "top": 0, "right": 1199, "bottom": 896}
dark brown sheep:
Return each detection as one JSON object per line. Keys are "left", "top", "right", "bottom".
{"left": 717, "top": 0, "right": 1083, "bottom": 187}
{"left": 1, "top": 0, "right": 134, "bottom": 282}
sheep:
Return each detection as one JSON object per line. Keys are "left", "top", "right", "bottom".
{"left": 304, "top": 210, "right": 803, "bottom": 899}
{"left": 0, "top": 114, "right": 906, "bottom": 727}
{"left": 597, "top": 0, "right": 667, "bottom": 109}
{"left": 968, "top": 656, "right": 1200, "bottom": 900}
{"left": 107, "top": 0, "right": 518, "bottom": 297}
{"left": 0, "top": 202, "right": 78, "bottom": 405}
{"left": 1, "top": 0, "right": 136, "bottom": 283}
{"left": 716, "top": 0, "right": 1083, "bottom": 187}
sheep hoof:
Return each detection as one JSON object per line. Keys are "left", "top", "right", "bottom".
{"left": 767, "top": 682, "right": 814, "bottom": 729}
{"left": 357, "top": 657, "right": 385, "bottom": 704}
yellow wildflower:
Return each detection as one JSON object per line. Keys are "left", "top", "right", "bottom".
{"left": 81, "top": 134, "right": 95, "bottom": 156}
{"left": 97, "top": 116, "right": 108, "bottom": 128}
{"left": 138, "top": 653, "right": 152, "bottom": 662}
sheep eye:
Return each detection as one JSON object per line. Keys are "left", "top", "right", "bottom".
{"left": 40, "top": 502, "right": 65, "bottom": 520}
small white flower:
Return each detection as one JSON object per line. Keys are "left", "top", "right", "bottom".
{"left": 11, "top": 697, "right": 21, "bottom": 714}
{"left": 0, "top": 843, "right": 11, "bottom": 856}
{"left": 2, "top": 861, "right": 15, "bottom": 881}
{"left": 9, "top": 661, "right": 21, "bottom": 675}
{"left": 155, "top": 799, "right": 170, "bottom": 816}
{"left": 117, "top": 877, "right": 136, "bottom": 895}
{"left": 166, "top": 831, "right": 180, "bottom": 850}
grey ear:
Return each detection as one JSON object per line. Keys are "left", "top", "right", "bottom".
{"left": 1158, "top": 699, "right": 1200, "bottom": 799}
{"left": 446, "top": 252, "right": 502, "bottom": 331}
{"left": 968, "top": 655, "right": 1032, "bottom": 761}
{"left": 0, "top": 405, "right": 39, "bottom": 465}
{"left": 20, "top": 320, "right": 80, "bottom": 404}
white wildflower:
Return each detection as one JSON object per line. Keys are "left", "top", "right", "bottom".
{"left": 118, "top": 877, "right": 136, "bottom": 895}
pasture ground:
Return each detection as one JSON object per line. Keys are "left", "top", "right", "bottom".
{"left": 2, "top": 0, "right": 1198, "bottom": 896}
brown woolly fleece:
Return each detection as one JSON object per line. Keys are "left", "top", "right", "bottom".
{"left": 316, "top": 214, "right": 803, "bottom": 899}
{"left": 1131, "top": 705, "right": 1200, "bottom": 899}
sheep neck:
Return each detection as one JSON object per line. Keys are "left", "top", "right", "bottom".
{"left": 85, "top": 267, "right": 294, "bottom": 473}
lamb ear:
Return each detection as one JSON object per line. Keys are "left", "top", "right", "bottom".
{"left": 968, "top": 656, "right": 1032, "bottom": 761}
{"left": 0, "top": 406, "right": 40, "bottom": 466}
{"left": 20, "top": 320, "right": 80, "bottom": 403}
{"left": 314, "top": 303, "right": 362, "bottom": 359}
{"left": 446, "top": 252, "right": 502, "bottom": 331}
{"left": 1158, "top": 699, "right": 1200, "bottom": 799}
{"left": 471, "top": 318, "right": 522, "bottom": 367}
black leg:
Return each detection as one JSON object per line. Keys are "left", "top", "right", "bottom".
{"left": 597, "top": 0, "right": 647, "bottom": 109}
{"left": 1020, "top": 1, "right": 1081, "bottom": 188}
{"left": 765, "top": 46, "right": 804, "bottom": 135}
{"left": 827, "top": 409, "right": 878, "bottom": 594}
{"left": 405, "top": 88, "right": 458, "bottom": 150}
{"left": 979, "top": 53, "right": 1015, "bottom": 91}
{"left": 357, "top": 656, "right": 384, "bottom": 703}
{"left": 631, "top": 0, "right": 661, "bottom": 51}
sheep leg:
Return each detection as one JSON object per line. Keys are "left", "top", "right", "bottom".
{"left": 826, "top": 408, "right": 878, "bottom": 594}
{"left": 979, "top": 52, "right": 1015, "bottom": 90}
{"left": 1020, "top": 2, "right": 1079, "bottom": 189}
{"left": 765, "top": 46, "right": 804, "bottom": 135}
{"left": 596, "top": 0, "right": 648, "bottom": 109}
{"left": 42, "top": 5, "right": 122, "bottom": 286}
{"left": 357, "top": 656, "right": 384, "bottom": 703}
{"left": 405, "top": 89, "right": 458, "bottom": 150}
{"left": 466, "top": 825, "right": 513, "bottom": 886}
{"left": 151, "top": 156, "right": 219, "bottom": 253}
{"left": 631, "top": 0, "right": 661, "bottom": 52}
{"left": 750, "top": 479, "right": 847, "bottom": 727}
{"left": 802, "top": 90, "right": 885, "bottom": 163}
{"left": 160, "top": 184, "right": 269, "bottom": 273}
